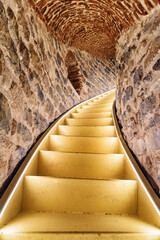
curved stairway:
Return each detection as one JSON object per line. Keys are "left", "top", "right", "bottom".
{"left": 0, "top": 90, "right": 160, "bottom": 240}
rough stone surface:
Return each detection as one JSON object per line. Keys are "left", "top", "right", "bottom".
{"left": 30, "top": 0, "right": 159, "bottom": 59}
{"left": 116, "top": 7, "right": 160, "bottom": 194}
{"left": 0, "top": 0, "right": 116, "bottom": 190}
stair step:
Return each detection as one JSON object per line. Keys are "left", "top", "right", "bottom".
{"left": 38, "top": 151, "right": 124, "bottom": 179}
{"left": 76, "top": 107, "right": 112, "bottom": 113}
{"left": 22, "top": 176, "right": 137, "bottom": 214}
{"left": 1, "top": 234, "right": 160, "bottom": 240}
{"left": 71, "top": 112, "right": 112, "bottom": 118}
{"left": 66, "top": 118, "right": 113, "bottom": 126}
{"left": 49, "top": 135, "right": 120, "bottom": 153}
{"left": 83, "top": 103, "right": 113, "bottom": 109}
{"left": 88, "top": 100, "right": 113, "bottom": 105}
{"left": 1, "top": 212, "right": 159, "bottom": 237}
{"left": 58, "top": 125, "right": 116, "bottom": 137}
{"left": 93, "top": 98, "right": 114, "bottom": 103}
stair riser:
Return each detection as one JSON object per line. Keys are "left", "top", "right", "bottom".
{"left": 77, "top": 107, "right": 112, "bottom": 113}
{"left": 93, "top": 98, "right": 114, "bottom": 103}
{"left": 38, "top": 151, "right": 124, "bottom": 179}
{"left": 49, "top": 136, "right": 120, "bottom": 154}
{"left": 71, "top": 113, "right": 112, "bottom": 119}
{"left": 66, "top": 118, "right": 113, "bottom": 126}
{"left": 22, "top": 177, "right": 137, "bottom": 214}
{"left": 57, "top": 126, "right": 116, "bottom": 137}
{"left": 83, "top": 103, "right": 113, "bottom": 109}
{"left": 89, "top": 100, "right": 113, "bottom": 105}
{"left": 93, "top": 99, "right": 114, "bottom": 102}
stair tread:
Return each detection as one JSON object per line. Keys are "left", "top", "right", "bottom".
{"left": 77, "top": 107, "right": 112, "bottom": 111}
{"left": 77, "top": 107, "right": 112, "bottom": 113}
{"left": 58, "top": 125, "right": 115, "bottom": 128}
{"left": 83, "top": 103, "right": 113, "bottom": 108}
{"left": 49, "top": 135, "right": 120, "bottom": 154}
{"left": 89, "top": 101, "right": 113, "bottom": 105}
{"left": 71, "top": 112, "right": 112, "bottom": 118}
{"left": 1, "top": 212, "right": 159, "bottom": 233}
{"left": 91, "top": 101, "right": 113, "bottom": 103}
{"left": 93, "top": 99, "right": 114, "bottom": 103}
{"left": 66, "top": 118, "right": 113, "bottom": 126}
{"left": 67, "top": 117, "right": 113, "bottom": 120}
{"left": 58, "top": 125, "right": 116, "bottom": 136}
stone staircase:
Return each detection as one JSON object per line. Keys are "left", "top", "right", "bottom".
{"left": 0, "top": 90, "right": 160, "bottom": 240}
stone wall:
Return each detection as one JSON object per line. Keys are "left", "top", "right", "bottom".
{"left": 116, "top": 7, "right": 160, "bottom": 195}
{"left": 0, "top": 0, "right": 116, "bottom": 191}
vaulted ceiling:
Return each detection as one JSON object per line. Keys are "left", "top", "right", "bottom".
{"left": 29, "top": 0, "right": 160, "bottom": 58}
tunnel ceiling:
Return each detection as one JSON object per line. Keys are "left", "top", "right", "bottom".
{"left": 30, "top": 0, "right": 160, "bottom": 59}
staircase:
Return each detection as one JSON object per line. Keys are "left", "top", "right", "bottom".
{"left": 0, "top": 90, "right": 160, "bottom": 240}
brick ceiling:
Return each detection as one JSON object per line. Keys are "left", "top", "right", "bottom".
{"left": 29, "top": 0, "right": 160, "bottom": 59}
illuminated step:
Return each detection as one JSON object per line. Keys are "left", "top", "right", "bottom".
{"left": 97, "top": 92, "right": 115, "bottom": 99}
{"left": 71, "top": 112, "right": 112, "bottom": 118}
{"left": 1, "top": 213, "right": 159, "bottom": 237}
{"left": 93, "top": 97, "right": 114, "bottom": 102}
{"left": 38, "top": 151, "right": 124, "bottom": 179}
{"left": 58, "top": 125, "right": 116, "bottom": 137}
{"left": 93, "top": 99, "right": 114, "bottom": 103}
{"left": 93, "top": 96, "right": 105, "bottom": 101}
{"left": 21, "top": 176, "right": 137, "bottom": 214}
{"left": 88, "top": 100, "right": 113, "bottom": 105}
{"left": 83, "top": 102, "right": 113, "bottom": 108}
{"left": 92, "top": 100, "right": 114, "bottom": 105}
{"left": 66, "top": 118, "right": 113, "bottom": 126}
{"left": 77, "top": 107, "right": 112, "bottom": 113}
{"left": 97, "top": 96, "right": 104, "bottom": 100}
{"left": 49, "top": 135, "right": 120, "bottom": 153}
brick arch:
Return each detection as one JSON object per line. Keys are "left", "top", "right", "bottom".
{"left": 65, "top": 50, "right": 82, "bottom": 95}
{"left": 29, "top": 0, "right": 160, "bottom": 58}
